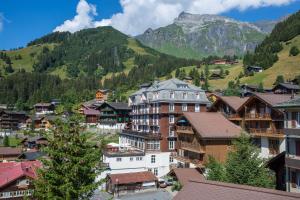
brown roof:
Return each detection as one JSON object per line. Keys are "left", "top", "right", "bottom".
{"left": 174, "top": 180, "right": 300, "bottom": 200}
{"left": 108, "top": 171, "right": 157, "bottom": 185}
{"left": 214, "top": 96, "right": 249, "bottom": 111}
{"left": 183, "top": 112, "right": 242, "bottom": 138}
{"left": 0, "top": 147, "right": 22, "bottom": 156}
{"left": 168, "top": 168, "right": 205, "bottom": 186}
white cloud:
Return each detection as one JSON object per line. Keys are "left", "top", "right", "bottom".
{"left": 54, "top": 0, "right": 294, "bottom": 35}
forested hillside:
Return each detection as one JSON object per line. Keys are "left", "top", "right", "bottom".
{"left": 243, "top": 10, "right": 300, "bottom": 69}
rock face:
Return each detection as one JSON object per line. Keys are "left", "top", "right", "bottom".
{"left": 136, "top": 12, "right": 272, "bottom": 59}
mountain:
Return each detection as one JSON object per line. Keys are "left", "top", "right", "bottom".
{"left": 136, "top": 12, "right": 270, "bottom": 59}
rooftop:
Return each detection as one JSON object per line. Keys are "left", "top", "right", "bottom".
{"left": 103, "top": 148, "right": 145, "bottom": 157}
{"left": 182, "top": 112, "right": 242, "bottom": 138}
{"left": 0, "top": 161, "right": 42, "bottom": 188}
{"left": 174, "top": 179, "right": 300, "bottom": 200}
{"left": 212, "top": 96, "right": 249, "bottom": 111}
{"left": 0, "top": 147, "right": 22, "bottom": 156}
{"left": 108, "top": 171, "right": 157, "bottom": 185}
{"left": 168, "top": 168, "right": 205, "bottom": 186}
{"left": 274, "top": 82, "right": 300, "bottom": 90}
{"left": 274, "top": 97, "right": 300, "bottom": 108}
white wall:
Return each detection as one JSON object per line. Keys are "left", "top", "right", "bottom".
{"left": 260, "top": 138, "right": 270, "bottom": 159}
{"left": 279, "top": 138, "right": 286, "bottom": 153}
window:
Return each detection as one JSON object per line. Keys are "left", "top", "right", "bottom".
{"left": 153, "top": 168, "right": 158, "bottom": 176}
{"left": 183, "top": 93, "right": 187, "bottom": 99}
{"left": 136, "top": 156, "right": 143, "bottom": 161}
{"left": 147, "top": 140, "right": 160, "bottom": 150}
{"left": 169, "top": 126, "right": 175, "bottom": 137}
{"left": 169, "top": 103, "right": 174, "bottom": 112}
{"left": 170, "top": 91, "right": 175, "bottom": 99}
{"left": 151, "top": 155, "right": 156, "bottom": 163}
{"left": 169, "top": 140, "right": 175, "bottom": 150}
{"left": 169, "top": 115, "right": 175, "bottom": 123}
{"left": 182, "top": 104, "right": 187, "bottom": 112}
{"left": 130, "top": 157, "right": 133, "bottom": 161}
{"left": 116, "top": 157, "right": 122, "bottom": 162}
{"left": 169, "top": 156, "right": 174, "bottom": 163}
{"left": 195, "top": 104, "right": 200, "bottom": 112}
{"left": 196, "top": 93, "right": 200, "bottom": 99}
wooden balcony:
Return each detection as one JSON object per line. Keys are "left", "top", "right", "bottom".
{"left": 179, "top": 141, "right": 205, "bottom": 154}
{"left": 249, "top": 128, "right": 284, "bottom": 138}
{"left": 245, "top": 113, "right": 271, "bottom": 121}
{"left": 176, "top": 126, "right": 193, "bottom": 134}
{"left": 227, "top": 114, "right": 242, "bottom": 121}
{"left": 173, "top": 155, "right": 204, "bottom": 168}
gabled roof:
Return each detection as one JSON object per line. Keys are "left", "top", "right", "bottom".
{"left": 168, "top": 168, "right": 204, "bottom": 186}
{"left": 237, "top": 93, "right": 296, "bottom": 112}
{"left": 212, "top": 96, "right": 249, "bottom": 111}
{"left": 182, "top": 112, "right": 242, "bottom": 139}
{"left": 274, "top": 97, "right": 300, "bottom": 108}
{"left": 18, "top": 151, "right": 46, "bottom": 161}
{"left": 0, "top": 147, "right": 22, "bottom": 156}
{"left": 83, "top": 108, "right": 100, "bottom": 115}
{"left": 34, "top": 103, "right": 53, "bottom": 107}
{"left": 174, "top": 179, "right": 300, "bottom": 200}
{"left": 108, "top": 171, "right": 157, "bottom": 185}
{"left": 0, "top": 161, "right": 42, "bottom": 188}
{"left": 273, "top": 83, "right": 300, "bottom": 90}
{"left": 107, "top": 102, "right": 130, "bottom": 110}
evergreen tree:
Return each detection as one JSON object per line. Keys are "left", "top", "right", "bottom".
{"left": 290, "top": 46, "right": 299, "bottom": 56}
{"left": 3, "top": 135, "right": 9, "bottom": 147}
{"left": 166, "top": 73, "right": 172, "bottom": 79}
{"left": 175, "top": 68, "right": 180, "bottom": 78}
{"left": 225, "top": 134, "right": 275, "bottom": 188}
{"left": 274, "top": 75, "right": 285, "bottom": 85}
{"left": 34, "top": 118, "right": 101, "bottom": 199}
{"left": 206, "top": 156, "right": 226, "bottom": 181}
{"left": 258, "top": 82, "right": 264, "bottom": 93}
{"left": 224, "top": 81, "right": 239, "bottom": 96}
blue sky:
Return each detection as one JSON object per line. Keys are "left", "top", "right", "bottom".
{"left": 0, "top": 0, "right": 300, "bottom": 50}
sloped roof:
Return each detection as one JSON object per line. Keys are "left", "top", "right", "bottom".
{"left": 83, "top": 108, "right": 100, "bottom": 115}
{"left": 108, "top": 171, "right": 157, "bottom": 185}
{"left": 0, "top": 147, "right": 22, "bottom": 156}
{"left": 183, "top": 112, "right": 242, "bottom": 138}
{"left": 174, "top": 179, "right": 300, "bottom": 200}
{"left": 147, "top": 78, "right": 203, "bottom": 92}
{"left": 18, "top": 151, "right": 46, "bottom": 161}
{"left": 274, "top": 83, "right": 300, "bottom": 90}
{"left": 275, "top": 97, "right": 300, "bottom": 108}
{"left": 213, "top": 96, "right": 249, "bottom": 111}
{"left": 0, "top": 161, "right": 42, "bottom": 188}
{"left": 168, "top": 168, "right": 204, "bottom": 186}
{"left": 107, "top": 102, "right": 130, "bottom": 110}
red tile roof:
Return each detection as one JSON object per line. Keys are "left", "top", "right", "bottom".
{"left": 108, "top": 171, "right": 157, "bottom": 185}
{"left": 183, "top": 112, "right": 242, "bottom": 138}
{"left": 174, "top": 180, "right": 300, "bottom": 200}
{"left": 0, "top": 147, "right": 22, "bottom": 156}
{"left": 168, "top": 168, "right": 205, "bottom": 186}
{"left": 0, "top": 161, "right": 42, "bottom": 188}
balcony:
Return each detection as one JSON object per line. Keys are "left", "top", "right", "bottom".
{"left": 173, "top": 155, "right": 204, "bottom": 168}
{"left": 245, "top": 113, "right": 271, "bottom": 121}
{"left": 249, "top": 128, "right": 284, "bottom": 138}
{"left": 179, "top": 141, "right": 205, "bottom": 154}
{"left": 227, "top": 114, "right": 242, "bottom": 121}
{"left": 286, "top": 155, "right": 300, "bottom": 170}
{"left": 176, "top": 126, "right": 193, "bottom": 134}
{"left": 121, "top": 129, "right": 162, "bottom": 139}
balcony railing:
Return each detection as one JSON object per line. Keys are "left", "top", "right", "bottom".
{"left": 176, "top": 126, "right": 193, "bottom": 134}
{"left": 227, "top": 114, "right": 242, "bottom": 120}
{"left": 245, "top": 113, "right": 271, "bottom": 120}
{"left": 179, "top": 141, "right": 205, "bottom": 153}
{"left": 173, "top": 155, "right": 203, "bottom": 167}
{"left": 249, "top": 128, "right": 284, "bottom": 138}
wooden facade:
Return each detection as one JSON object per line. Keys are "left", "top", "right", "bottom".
{"left": 95, "top": 89, "right": 109, "bottom": 102}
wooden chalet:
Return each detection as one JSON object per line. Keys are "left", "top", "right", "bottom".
{"left": 33, "top": 103, "right": 55, "bottom": 115}
{"left": 95, "top": 89, "right": 110, "bottom": 102}
{"left": 21, "top": 136, "right": 48, "bottom": 150}
{"left": 0, "top": 147, "right": 22, "bottom": 162}
{"left": 272, "top": 83, "right": 300, "bottom": 94}
{"left": 175, "top": 112, "right": 242, "bottom": 168}
{"left": 83, "top": 108, "right": 100, "bottom": 124}
{"left": 0, "top": 161, "right": 41, "bottom": 199}
{"left": 246, "top": 65, "right": 263, "bottom": 73}
{"left": 0, "top": 111, "right": 27, "bottom": 130}
{"left": 25, "top": 115, "right": 54, "bottom": 130}
{"left": 209, "top": 71, "right": 222, "bottom": 80}
{"left": 211, "top": 59, "right": 227, "bottom": 65}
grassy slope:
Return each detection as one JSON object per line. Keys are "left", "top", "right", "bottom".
{"left": 240, "top": 35, "right": 300, "bottom": 88}
{"left": 0, "top": 44, "right": 56, "bottom": 74}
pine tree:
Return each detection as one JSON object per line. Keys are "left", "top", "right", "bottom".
{"left": 3, "top": 135, "right": 9, "bottom": 147}
{"left": 225, "top": 134, "right": 275, "bottom": 188}
{"left": 274, "top": 75, "right": 285, "bottom": 85}
{"left": 290, "top": 46, "right": 299, "bottom": 56}
{"left": 206, "top": 156, "right": 226, "bottom": 181}
{"left": 34, "top": 118, "right": 101, "bottom": 199}
{"left": 258, "top": 82, "right": 264, "bottom": 92}
{"left": 175, "top": 68, "right": 180, "bottom": 78}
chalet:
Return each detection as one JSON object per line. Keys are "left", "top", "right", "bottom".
{"left": 25, "top": 115, "right": 57, "bottom": 131}
{"left": 21, "top": 136, "right": 48, "bottom": 150}
{"left": 175, "top": 112, "right": 242, "bottom": 168}
{"left": 0, "top": 111, "right": 27, "bottom": 131}
{"left": 95, "top": 89, "right": 110, "bottom": 102}
{"left": 246, "top": 65, "right": 263, "bottom": 73}
{"left": 174, "top": 179, "right": 300, "bottom": 200}
{"left": 272, "top": 82, "right": 300, "bottom": 94}
{"left": 106, "top": 171, "right": 158, "bottom": 196}
{"left": 211, "top": 59, "right": 227, "bottom": 65}
{"left": 83, "top": 108, "right": 100, "bottom": 124}
{"left": 34, "top": 103, "right": 55, "bottom": 115}
{"left": 209, "top": 71, "right": 222, "bottom": 80}
{"left": 240, "top": 84, "right": 272, "bottom": 97}
{"left": 210, "top": 96, "right": 249, "bottom": 126}
{"left": 0, "top": 147, "right": 22, "bottom": 162}
{"left": 235, "top": 93, "right": 294, "bottom": 158}
{"left": 0, "top": 161, "right": 42, "bottom": 199}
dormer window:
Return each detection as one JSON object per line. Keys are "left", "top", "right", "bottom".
{"left": 170, "top": 91, "right": 174, "bottom": 99}
{"left": 196, "top": 93, "right": 200, "bottom": 99}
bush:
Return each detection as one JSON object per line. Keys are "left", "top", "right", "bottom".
{"left": 290, "top": 46, "right": 300, "bottom": 56}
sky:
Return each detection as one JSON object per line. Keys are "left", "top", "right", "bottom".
{"left": 0, "top": 0, "right": 300, "bottom": 50}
